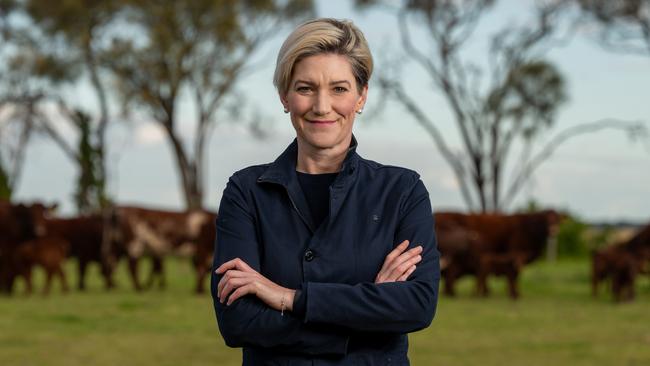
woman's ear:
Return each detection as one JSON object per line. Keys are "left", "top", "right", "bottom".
{"left": 357, "top": 85, "right": 368, "bottom": 111}
{"left": 279, "top": 93, "right": 289, "bottom": 112}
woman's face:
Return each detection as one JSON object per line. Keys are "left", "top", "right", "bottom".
{"left": 281, "top": 53, "right": 367, "bottom": 152}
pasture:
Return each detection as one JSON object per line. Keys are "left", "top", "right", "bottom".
{"left": 1, "top": 258, "right": 649, "bottom": 366}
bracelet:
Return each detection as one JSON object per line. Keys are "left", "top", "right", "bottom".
{"left": 280, "top": 293, "right": 286, "bottom": 316}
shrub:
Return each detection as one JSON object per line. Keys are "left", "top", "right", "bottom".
{"left": 556, "top": 217, "right": 589, "bottom": 258}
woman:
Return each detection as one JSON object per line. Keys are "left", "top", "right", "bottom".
{"left": 212, "top": 18, "right": 440, "bottom": 365}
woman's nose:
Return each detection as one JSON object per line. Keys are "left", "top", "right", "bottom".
{"left": 312, "top": 91, "right": 332, "bottom": 115}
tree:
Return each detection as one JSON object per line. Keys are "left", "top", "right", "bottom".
{"left": 3, "top": 0, "right": 121, "bottom": 213}
{"left": 104, "top": 0, "right": 314, "bottom": 209}
{"left": 0, "top": 0, "right": 37, "bottom": 201}
{"left": 1, "top": 0, "right": 13, "bottom": 200}
{"left": 577, "top": 0, "right": 650, "bottom": 55}
{"left": 0, "top": 98, "right": 38, "bottom": 201}
{"left": 358, "top": 0, "right": 646, "bottom": 212}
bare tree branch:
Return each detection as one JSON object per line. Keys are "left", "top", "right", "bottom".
{"left": 502, "top": 118, "right": 648, "bottom": 209}
{"left": 379, "top": 76, "right": 477, "bottom": 210}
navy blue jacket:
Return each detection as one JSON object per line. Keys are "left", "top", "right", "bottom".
{"left": 211, "top": 137, "right": 440, "bottom": 365}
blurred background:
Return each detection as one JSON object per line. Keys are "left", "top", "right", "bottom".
{"left": 1, "top": 0, "right": 649, "bottom": 365}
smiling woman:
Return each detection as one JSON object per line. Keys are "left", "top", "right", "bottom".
{"left": 283, "top": 53, "right": 366, "bottom": 169}
{"left": 211, "top": 18, "right": 440, "bottom": 366}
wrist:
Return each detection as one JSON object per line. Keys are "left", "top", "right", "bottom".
{"left": 282, "top": 289, "right": 296, "bottom": 312}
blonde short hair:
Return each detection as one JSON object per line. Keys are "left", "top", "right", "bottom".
{"left": 273, "top": 18, "right": 373, "bottom": 96}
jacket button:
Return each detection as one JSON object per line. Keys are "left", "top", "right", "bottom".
{"left": 304, "top": 249, "right": 315, "bottom": 262}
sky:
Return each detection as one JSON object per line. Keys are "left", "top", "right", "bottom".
{"left": 12, "top": 0, "right": 650, "bottom": 223}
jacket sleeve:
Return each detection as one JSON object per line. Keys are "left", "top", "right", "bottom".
{"left": 302, "top": 177, "right": 440, "bottom": 333}
{"left": 211, "top": 175, "right": 349, "bottom": 355}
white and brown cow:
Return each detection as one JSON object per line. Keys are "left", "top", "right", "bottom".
{"left": 106, "top": 206, "right": 215, "bottom": 293}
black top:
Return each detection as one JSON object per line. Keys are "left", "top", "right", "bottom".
{"left": 296, "top": 171, "right": 339, "bottom": 230}
{"left": 293, "top": 170, "right": 339, "bottom": 317}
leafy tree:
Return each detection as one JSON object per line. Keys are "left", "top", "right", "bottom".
{"left": 104, "top": 0, "right": 314, "bottom": 209}
{"left": 2, "top": 0, "right": 120, "bottom": 213}
{"left": 577, "top": 0, "right": 650, "bottom": 55}
{"left": 358, "top": 0, "right": 646, "bottom": 212}
{"left": 0, "top": 157, "right": 10, "bottom": 200}
{"left": 0, "top": 0, "right": 36, "bottom": 201}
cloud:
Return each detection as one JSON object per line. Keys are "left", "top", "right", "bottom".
{"left": 135, "top": 122, "right": 166, "bottom": 145}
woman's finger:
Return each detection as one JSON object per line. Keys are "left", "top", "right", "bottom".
{"left": 376, "top": 242, "right": 415, "bottom": 283}
{"left": 384, "top": 246, "right": 422, "bottom": 281}
{"left": 388, "top": 254, "right": 422, "bottom": 280}
{"left": 375, "top": 240, "right": 409, "bottom": 282}
{"left": 397, "top": 265, "right": 417, "bottom": 281}
{"left": 220, "top": 276, "right": 249, "bottom": 303}
{"left": 383, "top": 240, "right": 409, "bottom": 265}
{"left": 215, "top": 258, "right": 255, "bottom": 274}
{"left": 215, "top": 259, "right": 238, "bottom": 274}
{"left": 226, "top": 284, "right": 254, "bottom": 306}
{"left": 385, "top": 246, "right": 422, "bottom": 276}
{"left": 220, "top": 273, "right": 257, "bottom": 303}
{"left": 217, "top": 269, "right": 246, "bottom": 297}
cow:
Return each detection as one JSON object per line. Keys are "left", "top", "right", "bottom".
{"left": 0, "top": 201, "right": 55, "bottom": 294}
{"left": 42, "top": 215, "right": 121, "bottom": 291}
{"left": 476, "top": 252, "right": 527, "bottom": 299}
{"left": 105, "top": 206, "right": 216, "bottom": 293}
{"left": 12, "top": 236, "right": 70, "bottom": 295}
{"left": 434, "top": 223, "right": 482, "bottom": 296}
{"left": 592, "top": 224, "right": 650, "bottom": 302}
{"left": 434, "top": 210, "right": 561, "bottom": 299}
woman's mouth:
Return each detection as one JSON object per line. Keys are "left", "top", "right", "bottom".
{"left": 307, "top": 119, "right": 336, "bottom": 124}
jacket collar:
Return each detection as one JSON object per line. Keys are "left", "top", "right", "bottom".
{"left": 257, "top": 135, "right": 360, "bottom": 233}
{"left": 257, "top": 134, "right": 360, "bottom": 187}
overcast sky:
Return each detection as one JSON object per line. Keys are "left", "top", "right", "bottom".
{"left": 13, "top": 0, "right": 650, "bottom": 223}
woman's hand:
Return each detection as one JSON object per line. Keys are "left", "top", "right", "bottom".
{"left": 215, "top": 258, "right": 295, "bottom": 310}
{"left": 375, "top": 240, "right": 422, "bottom": 284}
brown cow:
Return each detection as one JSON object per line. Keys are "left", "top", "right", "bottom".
{"left": 12, "top": 236, "right": 70, "bottom": 295}
{"left": 106, "top": 206, "right": 215, "bottom": 293}
{"left": 476, "top": 252, "right": 527, "bottom": 299}
{"left": 42, "top": 215, "right": 121, "bottom": 291}
{"left": 434, "top": 224, "right": 482, "bottom": 296}
{"left": 434, "top": 210, "right": 561, "bottom": 299}
{"left": 592, "top": 224, "right": 650, "bottom": 302}
{"left": 0, "top": 201, "right": 54, "bottom": 294}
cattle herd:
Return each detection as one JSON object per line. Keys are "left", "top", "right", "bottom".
{"left": 435, "top": 210, "right": 650, "bottom": 301}
{"left": 0, "top": 201, "right": 215, "bottom": 295}
{"left": 1, "top": 200, "right": 649, "bottom": 302}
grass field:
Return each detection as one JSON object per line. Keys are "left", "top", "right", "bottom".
{"left": 1, "top": 258, "right": 649, "bottom": 366}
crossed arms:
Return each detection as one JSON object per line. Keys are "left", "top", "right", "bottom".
{"left": 211, "top": 175, "right": 440, "bottom": 356}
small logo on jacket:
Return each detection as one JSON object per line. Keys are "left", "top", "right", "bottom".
{"left": 372, "top": 214, "right": 380, "bottom": 222}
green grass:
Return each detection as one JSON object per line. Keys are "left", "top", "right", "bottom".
{"left": 1, "top": 258, "right": 649, "bottom": 365}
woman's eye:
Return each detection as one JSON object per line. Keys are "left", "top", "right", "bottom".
{"left": 296, "top": 86, "right": 311, "bottom": 93}
{"left": 334, "top": 86, "right": 348, "bottom": 93}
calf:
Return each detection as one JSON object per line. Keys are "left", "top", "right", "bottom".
{"left": 592, "top": 224, "right": 649, "bottom": 302}
{"left": 592, "top": 245, "right": 639, "bottom": 302}
{"left": 0, "top": 201, "right": 53, "bottom": 294}
{"left": 12, "top": 236, "right": 69, "bottom": 295}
